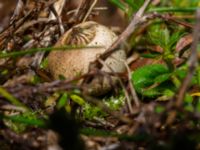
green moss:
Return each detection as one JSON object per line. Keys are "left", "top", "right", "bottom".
{"left": 82, "top": 94, "right": 124, "bottom": 120}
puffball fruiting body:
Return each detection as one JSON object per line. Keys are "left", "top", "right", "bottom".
{"left": 48, "top": 21, "right": 126, "bottom": 95}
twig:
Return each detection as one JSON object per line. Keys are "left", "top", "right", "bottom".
{"left": 176, "top": 9, "right": 200, "bottom": 107}
{"left": 73, "top": 0, "right": 94, "bottom": 23}
{"left": 49, "top": 0, "right": 66, "bottom": 34}
{"left": 154, "top": 13, "right": 193, "bottom": 29}
{"left": 124, "top": 61, "right": 140, "bottom": 108}
{"left": 0, "top": 104, "right": 27, "bottom": 113}
{"left": 15, "top": 18, "right": 50, "bottom": 34}
{"left": 82, "top": 0, "right": 98, "bottom": 22}
{"left": 0, "top": 10, "right": 34, "bottom": 47}
{"left": 73, "top": 0, "right": 84, "bottom": 17}
{"left": 32, "top": 0, "right": 66, "bottom": 67}
{"left": 86, "top": 0, "right": 151, "bottom": 88}
{"left": 118, "top": 78, "right": 134, "bottom": 114}
{"left": 10, "top": 0, "right": 24, "bottom": 23}
{"left": 97, "top": 0, "right": 152, "bottom": 61}
{"left": 165, "top": 9, "right": 200, "bottom": 126}
{"left": 96, "top": 58, "right": 135, "bottom": 113}
{"left": 67, "top": 7, "right": 107, "bottom": 16}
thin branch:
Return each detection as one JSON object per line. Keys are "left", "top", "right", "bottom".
{"left": 82, "top": 0, "right": 98, "bottom": 22}
{"left": 176, "top": 9, "right": 200, "bottom": 107}
{"left": 118, "top": 78, "right": 134, "bottom": 114}
{"left": 97, "top": 0, "right": 152, "bottom": 61}
{"left": 124, "top": 61, "right": 140, "bottom": 108}
{"left": 49, "top": 0, "right": 66, "bottom": 34}
{"left": 165, "top": 9, "right": 200, "bottom": 126}
{"left": 95, "top": 57, "right": 135, "bottom": 113}
{"left": 15, "top": 18, "right": 50, "bottom": 34}
{"left": 10, "top": 0, "right": 24, "bottom": 23}
{"left": 154, "top": 13, "right": 193, "bottom": 29}
{"left": 74, "top": 0, "right": 94, "bottom": 23}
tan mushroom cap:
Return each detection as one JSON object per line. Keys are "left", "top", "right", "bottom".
{"left": 48, "top": 21, "right": 126, "bottom": 80}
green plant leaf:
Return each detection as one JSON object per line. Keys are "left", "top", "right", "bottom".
{"left": 149, "top": 7, "right": 199, "bottom": 13}
{"left": 0, "top": 111, "right": 46, "bottom": 132}
{"left": 155, "top": 105, "right": 165, "bottom": 113}
{"left": 141, "top": 53, "right": 161, "bottom": 58}
{"left": 125, "top": 0, "right": 144, "bottom": 11}
{"left": 149, "top": 28, "right": 170, "bottom": 51}
{"left": 0, "top": 87, "right": 30, "bottom": 111}
{"left": 109, "top": 0, "right": 126, "bottom": 11}
{"left": 124, "top": 0, "right": 134, "bottom": 7}
{"left": 154, "top": 73, "right": 171, "bottom": 83}
{"left": 0, "top": 46, "right": 100, "bottom": 58}
{"left": 184, "top": 94, "right": 194, "bottom": 112}
{"left": 57, "top": 92, "right": 68, "bottom": 109}
{"left": 70, "top": 94, "right": 85, "bottom": 106}
{"left": 174, "top": 66, "right": 198, "bottom": 85}
{"left": 131, "top": 64, "right": 173, "bottom": 97}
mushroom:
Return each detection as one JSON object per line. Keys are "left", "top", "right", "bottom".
{"left": 48, "top": 21, "right": 126, "bottom": 95}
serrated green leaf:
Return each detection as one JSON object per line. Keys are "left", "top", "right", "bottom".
{"left": 154, "top": 73, "right": 171, "bottom": 83}
{"left": 131, "top": 64, "right": 172, "bottom": 97}
{"left": 132, "top": 64, "right": 169, "bottom": 89}
{"left": 174, "top": 67, "right": 197, "bottom": 85}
